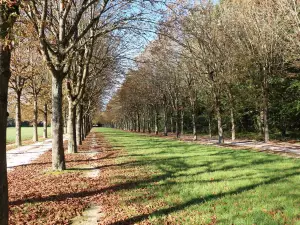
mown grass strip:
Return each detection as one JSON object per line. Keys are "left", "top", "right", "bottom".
{"left": 98, "top": 127, "right": 300, "bottom": 225}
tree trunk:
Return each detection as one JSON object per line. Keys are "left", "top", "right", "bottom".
{"left": 263, "top": 77, "right": 269, "bottom": 142}
{"left": 216, "top": 107, "right": 223, "bottom": 144}
{"left": 263, "top": 100, "right": 269, "bottom": 142}
{"left": 163, "top": 108, "right": 168, "bottom": 136}
{"left": 228, "top": 90, "right": 236, "bottom": 141}
{"left": 208, "top": 115, "right": 212, "bottom": 139}
{"left": 258, "top": 110, "right": 264, "bottom": 136}
{"left": 76, "top": 104, "right": 82, "bottom": 146}
{"left": 64, "top": 109, "right": 67, "bottom": 134}
{"left": 81, "top": 110, "right": 84, "bottom": 141}
{"left": 230, "top": 107, "right": 235, "bottom": 141}
{"left": 181, "top": 110, "right": 184, "bottom": 135}
{"left": 215, "top": 93, "right": 223, "bottom": 144}
{"left": 175, "top": 112, "right": 180, "bottom": 138}
{"left": 82, "top": 115, "right": 86, "bottom": 138}
{"left": 147, "top": 117, "right": 151, "bottom": 133}
{"left": 0, "top": 39, "right": 11, "bottom": 225}
{"left": 43, "top": 104, "right": 48, "bottom": 139}
{"left": 170, "top": 116, "right": 173, "bottom": 133}
{"left": 33, "top": 96, "right": 38, "bottom": 142}
{"left": 67, "top": 99, "right": 77, "bottom": 153}
{"left": 142, "top": 116, "right": 145, "bottom": 133}
{"left": 52, "top": 75, "right": 66, "bottom": 170}
{"left": 192, "top": 112, "right": 197, "bottom": 141}
{"left": 15, "top": 92, "right": 21, "bottom": 146}
{"left": 86, "top": 115, "right": 90, "bottom": 135}
{"left": 154, "top": 112, "right": 158, "bottom": 135}
{"left": 133, "top": 118, "right": 137, "bottom": 132}
{"left": 137, "top": 113, "right": 140, "bottom": 132}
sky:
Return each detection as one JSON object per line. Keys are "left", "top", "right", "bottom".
{"left": 103, "top": 0, "right": 220, "bottom": 107}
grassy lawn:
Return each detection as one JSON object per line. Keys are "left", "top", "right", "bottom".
{"left": 6, "top": 127, "right": 52, "bottom": 144}
{"left": 98, "top": 127, "right": 300, "bottom": 225}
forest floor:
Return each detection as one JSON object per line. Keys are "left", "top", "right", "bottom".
{"left": 7, "top": 128, "right": 300, "bottom": 224}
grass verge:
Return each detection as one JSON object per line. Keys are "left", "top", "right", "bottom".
{"left": 6, "top": 127, "right": 52, "bottom": 144}
{"left": 98, "top": 127, "right": 300, "bottom": 225}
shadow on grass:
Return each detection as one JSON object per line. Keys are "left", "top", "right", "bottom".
{"left": 10, "top": 165, "right": 299, "bottom": 224}
{"left": 10, "top": 129, "right": 300, "bottom": 224}
{"left": 107, "top": 169, "right": 300, "bottom": 225}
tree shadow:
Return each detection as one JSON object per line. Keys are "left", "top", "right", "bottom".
{"left": 107, "top": 169, "right": 300, "bottom": 225}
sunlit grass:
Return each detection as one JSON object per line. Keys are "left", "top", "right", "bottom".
{"left": 6, "top": 127, "right": 52, "bottom": 144}
{"left": 97, "top": 127, "right": 300, "bottom": 225}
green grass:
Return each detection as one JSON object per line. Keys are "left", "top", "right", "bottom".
{"left": 6, "top": 127, "right": 52, "bottom": 144}
{"left": 97, "top": 127, "right": 300, "bottom": 225}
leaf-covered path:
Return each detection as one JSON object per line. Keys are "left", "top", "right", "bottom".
{"left": 7, "top": 131, "right": 117, "bottom": 224}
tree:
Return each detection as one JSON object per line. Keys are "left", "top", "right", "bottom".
{"left": 26, "top": 0, "right": 158, "bottom": 170}
{"left": 0, "top": 1, "right": 20, "bottom": 224}
{"left": 9, "top": 46, "right": 29, "bottom": 146}
{"left": 27, "top": 55, "right": 47, "bottom": 142}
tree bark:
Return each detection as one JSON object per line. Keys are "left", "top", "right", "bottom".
{"left": 33, "top": 96, "right": 38, "bottom": 142}
{"left": 64, "top": 109, "right": 67, "bottom": 134}
{"left": 147, "top": 117, "right": 151, "bottom": 133}
{"left": 67, "top": 99, "right": 77, "bottom": 153}
{"left": 52, "top": 75, "right": 66, "bottom": 170}
{"left": 216, "top": 107, "right": 223, "bottom": 144}
{"left": 137, "top": 113, "right": 140, "bottom": 132}
{"left": 208, "top": 115, "right": 212, "bottom": 139}
{"left": 170, "top": 116, "right": 173, "bottom": 133}
{"left": 175, "top": 112, "right": 180, "bottom": 138}
{"left": 163, "top": 108, "right": 168, "bottom": 136}
{"left": 181, "top": 110, "right": 184, "bottom": 135}
{"left": 76, "top": 104, "right": 82, "bottom": 146}
{"left": 82, "top": 115, "right": 86, "bottom": 138}
{"left": 81, "top": 109, "right": 85, "bottom": 141}
{"left": 142, "top": 116, "right": 145, "bottom": 133}
{"left": 133, "top": 118, "right": 137, "bottom": 132}
{"left": 0, "top": 38, "right": 10, "bottom": 225}
{"left": 192, "top": 112, "right": 197, "bottom": 141}
{"left": 154, "top": 112, "right": 158, "bottom": 135}
{"left": 258, "top": 110, "right": 264, "bottom": 136}
{"left": 214, "top": 93, "right": 223, "bottom": 144}
{"left": 228, "top": 90, "right": 235, "bottom": 141}
{"left": 15, "top": 92, "right": 21, "bottom": 146}
{"left": 43, "top": 104, "right": 48, "bottom": 139}
{"left": 230, "top": 107, "right": 235, "bottom": 141}
{"left": 263, "top": 75, "right": 269, "bottom": 142}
